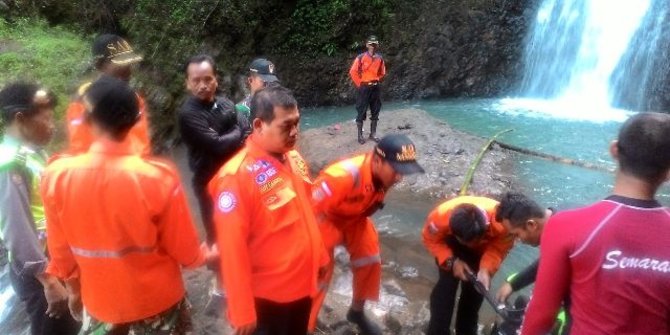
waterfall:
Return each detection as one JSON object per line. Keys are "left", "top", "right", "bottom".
{"left": 509, "top": 0, "right": 670, "bottom": 121}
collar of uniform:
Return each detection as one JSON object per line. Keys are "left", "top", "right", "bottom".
{"left": 89, "top": 137, "right": 136, "bottom": 155}
{"left": 1, "top": 134, "right": 40, "bottom": 154}
{"left": 246, "top": 135, "right": 288, "bottom": 163}
{"left": 365, "top": 51, "right": 381, "bottom": 59}
{"left": 1, "top": 134, "right": 21, "bottom": 149}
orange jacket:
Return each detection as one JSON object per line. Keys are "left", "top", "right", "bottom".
{"left": 422, "top": 195, "right": 513, "bottom": 274}
{"left": 312, "top": 153, "right": 386, "bottom": 224}
{"left": 349, "top": 52, "right": 386, "bottom": 88}
{"left": 208, "top": 136, "right": 327, "bottom": 328}
{"left": 65, "top": 82, "right": 151, "bottom": 155}
{"left": 42, "top": 138, "right": 203, "bottom": 324}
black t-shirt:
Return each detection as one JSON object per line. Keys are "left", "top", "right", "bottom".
{"left": 178, "top": 95, "right": 248, "bottom": 185}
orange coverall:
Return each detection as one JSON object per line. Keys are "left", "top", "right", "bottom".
{"left": 422, "top": 195, "right": 513, "bottom": 275}
{"left": 349, "top": 52, "right": 386, "bottom": 88}
{"left": 208, "top": 136, "right": 327, "bottom": 328}
{"left": 308, "top": 153, "right": 387, "bottom": 331}
{"left": 41, "top": 138, "right": 204, "bottom": 324}
{"left": 65, "top": 82, "right": 151, "bottom": 155}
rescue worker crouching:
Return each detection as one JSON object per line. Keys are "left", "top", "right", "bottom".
{"left": 422, "top": 195, "right": 514, "bottom": 335}
{"left": 309, "top": 134, "right": 424, "bottom": 335}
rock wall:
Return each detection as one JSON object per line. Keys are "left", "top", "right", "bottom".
{"left": 4, "top": 0, "right": 535, "bottom": 147}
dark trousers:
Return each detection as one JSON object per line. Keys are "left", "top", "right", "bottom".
{"left": 254, "top": 296, "right": 312, "bottom": 335}
{"left": 355, "top": 84, "right": 382, "bottom": 122}
{"left": 427, "top": 237, "right": 484, "bottom": 335}
{"left": 192, "top": 177, "right": 216, "bottom": 245}
{"left": 9, "top": 269, "right": 80, "bottom": 335}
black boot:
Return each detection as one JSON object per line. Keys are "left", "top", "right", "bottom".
{"left": 347, "top": 309, "right": 382, "bottom": 335}
{"left": 368, "top": 120, "right": 380, "bottom": 142}
{"left": 357, "top": 122, "right": 366, "bottom": 144}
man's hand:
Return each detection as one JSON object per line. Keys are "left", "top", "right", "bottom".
{"left": 452, "top": 259, "right": 472, "bottom": 281}
{"left": 41, "top": 276, "right": 69, "bottom": 318}
{"left": 203, "top": 242, "right": 219, "bottom": 266}
{"left": 477, "top": 269, "right": 492, "bottom": 290}
{"left": 68, "top": 292, "right": 83, "bottom": 322}
{"left": 66, "top": 278, "right": 83, "bottom": 321}
{"left": 496, "top": 282, "right": 514, "bottom": 304}
{"left": 235, "top": 321, "right": 257, "bottom": 335}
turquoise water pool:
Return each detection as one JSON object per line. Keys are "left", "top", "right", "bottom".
{"left": 302, "top": 98, "right": 670, "bottom": 208}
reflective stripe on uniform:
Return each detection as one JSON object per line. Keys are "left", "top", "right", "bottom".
{"left": 320, "top": 182, "right": 333, "bottom": 197}
{"left": 71, "top": 245, "right": 157, "bottom": 259}
{"left": 350, "top": 254, "right": 381, "bottom": 268}
{"left": 341, "top": 160, "right": 361, "bottom": 188}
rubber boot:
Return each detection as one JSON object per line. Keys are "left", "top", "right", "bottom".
{"left": 357, "top": 122, "right": 366, "bottom": 144}
{"left": 347, "top": 309, "right": 382, "bottom": 335}
{"left": 368, "top": 120, "right": 380, "bottom": 142}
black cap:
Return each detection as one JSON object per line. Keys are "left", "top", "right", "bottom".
{"left": 249, "top": 58, "right": 279, "bottom": 83}
{"left": 366, "top": 35, "right": 380, "bottom": 45}
{"left": 374, "top": 134, "right": 425, "bottom": 175}
{"left": 92, "top": 34, "right": 143, "bottom": 66}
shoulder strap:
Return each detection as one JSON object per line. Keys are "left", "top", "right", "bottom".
{"left": 357, "top": 53, "right": 365, "bottom": 77}
{"left": 377, "top": 57, "right": 385, "bottom": 77}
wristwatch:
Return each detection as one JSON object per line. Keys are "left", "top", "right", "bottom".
{"left": 444, "top": 257, "right": 455, "bottom": 271}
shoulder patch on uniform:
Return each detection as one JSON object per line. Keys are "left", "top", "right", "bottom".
{"left": 217, "top": 191, "right": 237, "bottom": 213}
{"left": 428, "top": 221, "right": 439, "bottom": 234}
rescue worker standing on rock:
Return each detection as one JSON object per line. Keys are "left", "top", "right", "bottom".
{"left": 349, "top": 35, "right": 386, "bottom": 145}
{"left": 422, "top": 195, "right": 514, "bottom": 335}
{"left": 42, "top": 76, "right": 211, "bottom": 334}
{"left": 64, "top": 34, "right": 151, "bottom": 156}
{"left": 209, "top": 86, "right": 327, "bottom": 335}
{"left": 308, "top": 134, "right": 425, "bottom": 335}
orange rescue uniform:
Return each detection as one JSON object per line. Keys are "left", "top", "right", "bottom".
{"left": 349, "top": 52, "right": 386, "bottom": 88}
{"left": 208, "top": 135, "right": 327, "bottom": 328}
{"left": 422, "top": 195, "right": 513, "bottom": 274}
{"left": 65, "top": 82, "right": 151, "bottom": 155}
{"left": 42, "top": 138, "right": 204, "bottom": 324}
{"left": 308, "top": 153, "right": 386, "bottom": 331}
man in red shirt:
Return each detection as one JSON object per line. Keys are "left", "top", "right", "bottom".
{"left": 522, "top": 112, "right": 670, "bottom": 335}
{"left": 209, "top": 86, "right": 327, "bottom": 335}
{"left": 42, "top": 76, "right": 210, "bottom": 334}
{"left": 349, "top": 35, "right": 386, "bottom": 144}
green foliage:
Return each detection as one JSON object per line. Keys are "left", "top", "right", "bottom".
{"left": 284, "top": 0, "right": 394, "bottom": 56}
{"left": 0, "top": 17, "right": 90, "bottom": 122}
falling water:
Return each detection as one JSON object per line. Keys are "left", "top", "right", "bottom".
{"left": 507, "top": 0, "right": 670, "bottom": 121}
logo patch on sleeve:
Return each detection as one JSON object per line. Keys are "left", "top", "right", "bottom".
{"left": 217, "top": 191, "right": 237, "bottom": 213}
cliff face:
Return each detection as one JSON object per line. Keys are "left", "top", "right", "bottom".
{"left": 5, "top": 0, "right": 535, "bottom": 145}
{"left": 275, "top": 0, "right": 535, "bottom": 106}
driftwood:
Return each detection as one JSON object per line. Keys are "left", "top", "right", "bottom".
{"left": 492, "top": 140, "right": 613, "bottom": 172}
{"left": 460, "top": 129, "right": 514, "bottom": 195}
